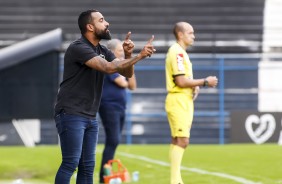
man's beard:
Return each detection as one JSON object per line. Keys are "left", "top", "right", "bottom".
{"left": 95, "top": 28, "right": 111, "bottom": 40}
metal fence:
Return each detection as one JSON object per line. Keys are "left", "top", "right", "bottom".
{"left": 115, "top": 53, "right": 282, "bottom": 144}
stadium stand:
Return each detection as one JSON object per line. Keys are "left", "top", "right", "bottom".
{"left": 0, "top": 0, "right": 266, "bottom": 144}
{"left": 0, "top": 0, "right": 264, "bottom": 53}
{"left": 98, "top": 54, "right": 259, "bottom": 144}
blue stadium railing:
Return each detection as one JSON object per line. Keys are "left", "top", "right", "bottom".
{"left": 59, "top": 53, "right": 281, "bottom": 144}
{"left": 124, "top": 54, "right": 260, "bottom": 144}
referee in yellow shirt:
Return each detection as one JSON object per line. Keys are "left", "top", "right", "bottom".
{"left": 165, "top": 22, "right": 218, "bottom": 184}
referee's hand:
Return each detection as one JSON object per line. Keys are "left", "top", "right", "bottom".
{"left": 206, "top": 76, "right": 218, "bottom": 88}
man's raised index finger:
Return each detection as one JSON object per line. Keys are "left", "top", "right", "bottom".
{"left": 124, "top": 31, "right": 131, "bottom": 41}
{"left": 147, "top": 35, "right": 154, "bottom": 44}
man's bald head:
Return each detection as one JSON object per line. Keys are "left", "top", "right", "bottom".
{"left": 173, "top": 22, "right": 192, "bottom": 40}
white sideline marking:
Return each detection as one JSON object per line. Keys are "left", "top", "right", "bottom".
{"left": 117, "top": 152, "right": 262, "bottom": 184}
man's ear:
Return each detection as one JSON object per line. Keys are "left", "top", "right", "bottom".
{"left": 178, "top": 32, "right": 183, "bottom": 39}
{"left": 87, "top": 24, "right": 94, "bottom": 32}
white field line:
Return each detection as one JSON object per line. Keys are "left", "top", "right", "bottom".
{"left": 117, "top": 152, "right": 262, "bottom": 184}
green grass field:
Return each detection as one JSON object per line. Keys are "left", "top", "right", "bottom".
{"left": 0, "top": 144, "right": 281, "bottom": 184}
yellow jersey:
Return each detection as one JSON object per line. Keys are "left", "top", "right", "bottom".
{"left": 165, "top": 43, "right": 193, "bottom": 96}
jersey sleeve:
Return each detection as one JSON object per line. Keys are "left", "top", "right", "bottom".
{"left": 169, "top": 49, "right": 186, "bottom": 76}
{"left": 70, "top": 42, "right": 99, "bottom": 65}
